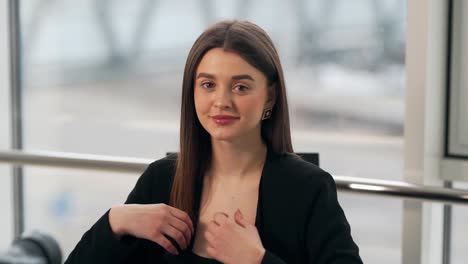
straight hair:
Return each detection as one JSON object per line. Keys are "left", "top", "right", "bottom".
{"left": 170, "top": 20, "right": 294, "bottom": 221}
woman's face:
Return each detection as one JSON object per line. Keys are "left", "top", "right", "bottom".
{"left": 194, "top": 48, "right": 273, "bottom": 143}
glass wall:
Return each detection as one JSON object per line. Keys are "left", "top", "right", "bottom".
{"left": 23, "top": 167, "right": 139, "bottom": 254}
{"left": 0, "top": 0, "right": 13, "bottom": 249}
{"left": 18, "top": 0, "right": 406, "bottom": 262}
{"left": 451, "top": 182, "right": 468, "bottom": 263}
{"left": 338, "top": 194, "right": 402, "bottom": 263}
{"left": 447, "top": 1, "right": 468, "bottom": 263}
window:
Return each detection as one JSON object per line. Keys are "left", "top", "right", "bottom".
{"left": 19, "top": 1, "right": 406, "bottom": 261}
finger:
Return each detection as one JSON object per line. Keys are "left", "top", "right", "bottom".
{"left": 168, "top": 216, "right": 192, "bottom": 246}
{"left": 210, "top": 219, "right": 220, "bottom": 227}
{"left": 204, "top": 230, "right": 216, "bottom": 245}
{"left": 154, "top": 235, "right": 179, "bottom": 255}
{"left": 213, "top": 212, "right": 229, "bottom": 225}
{"left": 214, "top": 211, "right": 229, "bottom": 218}
{"left": 206, "top": 245, "right": 218, "bottom": 259}
{"left": 236, "top": 208, "right": 244, "bottom": 218}
{"left": 162, "top": 224, "right": 188, "bottom": 250}
{"left": 207, "top": 219, "right": 220, "bottom": 232}
{"left": 234, "top": 209, "right": 247, "bottom": 228}
{"left": 168, "top": 207, "right": 194, "bottom": 235}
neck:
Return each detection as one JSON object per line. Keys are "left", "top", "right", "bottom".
{"left": 207, "top": 137, "right": 267, "bottom": 183}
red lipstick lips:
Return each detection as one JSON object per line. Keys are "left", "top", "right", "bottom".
{"left": 211, "top": 115, "right": 239, "bottom": 125}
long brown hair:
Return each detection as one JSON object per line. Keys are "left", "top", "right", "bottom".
{"left": 169, "top": 20, "right": 294, "bottom": 220}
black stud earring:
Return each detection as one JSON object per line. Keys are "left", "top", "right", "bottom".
{"left": 262, "top": 108, "right": 272, "bottom": 120}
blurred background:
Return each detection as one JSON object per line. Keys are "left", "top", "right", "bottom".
{"left": 0, "top": 0, "right": 467, "bottom": 263}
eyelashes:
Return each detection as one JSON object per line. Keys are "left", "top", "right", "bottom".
{"left": 201, "top": 82, "right": 215, "bottom": 89}
{"left": 233, "top": 84, "right": 249, "bottom": 92}
{"left": 199, "top": 82, "right": 250, "bottom": 92}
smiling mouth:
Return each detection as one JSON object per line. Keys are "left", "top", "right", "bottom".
{"left": 211, "top": 116, "right": 239, "bottom": 125}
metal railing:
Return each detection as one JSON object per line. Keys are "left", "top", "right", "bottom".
{"left": 1, "top": 149, "right": 468, "bottom": 205}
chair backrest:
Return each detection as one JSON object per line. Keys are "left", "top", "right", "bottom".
{"left": 166, "top": 152, "right": 319, "bottom": 166}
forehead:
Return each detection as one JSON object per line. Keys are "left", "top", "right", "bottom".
{"left": 196, "top": 48, "right": 266, "bottom": 81}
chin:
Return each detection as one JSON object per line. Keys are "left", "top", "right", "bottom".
{"left": 208, "top": 132, "right": 238, "bottom": 142}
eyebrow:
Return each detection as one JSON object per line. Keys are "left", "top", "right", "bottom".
{"left": 196, "top": 72, "right": 255, "bottom": 81}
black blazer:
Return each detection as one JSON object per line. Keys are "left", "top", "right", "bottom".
{"left": 66, "top": 149, "right": 363, "bottom": 264}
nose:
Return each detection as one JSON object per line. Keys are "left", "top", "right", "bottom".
{"left": 213, "top": 87, "right": 232, "bottom": 109}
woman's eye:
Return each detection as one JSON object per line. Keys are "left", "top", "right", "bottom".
{"left": 234, "top": 85, "right": 249, "bottom": 92}
{"left": 201, "top": 82, "right": 214, "bottom": 89}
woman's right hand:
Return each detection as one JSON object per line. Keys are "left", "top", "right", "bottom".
{"left": 108, "top": 203, "right": 194, "bottom": 255}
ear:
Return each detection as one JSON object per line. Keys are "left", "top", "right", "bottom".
{"left": 266, "top": 83, "right": 277, "bottom": 109}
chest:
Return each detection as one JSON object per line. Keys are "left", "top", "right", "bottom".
{"left": 199, "top": 185, "right": 259, "bottom": 224}
{"left": 191, "top": 178, "right": 260, "bottom": 256}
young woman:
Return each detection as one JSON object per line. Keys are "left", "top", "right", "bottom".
{"left": 66, "top": 20, "right": 363, "bottom": 264}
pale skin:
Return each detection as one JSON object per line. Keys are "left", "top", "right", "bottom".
{"left": 109, "top": 47, "right": 275, "bottom": 263}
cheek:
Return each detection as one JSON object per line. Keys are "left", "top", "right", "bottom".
{"left": 194, "top": 89, "right": 208, "bottom": 114}
{"left": 237, "top": 98, "right": 264, "bottom": 118}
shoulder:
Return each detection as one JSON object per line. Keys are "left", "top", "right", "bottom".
{"left": 146, "top": 153, "right": 178, "bottom": 175}
{"left": 261, "top": 152, "right": 338, "bottom": 214}
{"left": 268, "top": 152, "right": 336, "bottom": 193}
{"left": 259, "top": 153, "right": 339, "bottom": 239}
{"left": 128, "top": 154, "right": 178, "bottom": 204}
{"left": 143, "top": 153, "right": 178, "bottom": 187}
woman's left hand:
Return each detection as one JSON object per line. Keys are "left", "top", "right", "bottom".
{"left": 204, "top": 209, "right": 266, "bottom": 264}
